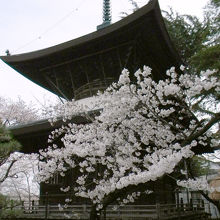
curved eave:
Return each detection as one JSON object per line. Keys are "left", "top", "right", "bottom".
{"left": 0, "top": 0, "right": 181, "bottom": 100}
{"left": 9, "top": 116, "right": 86, "bottom": 153}
{"left": 1, "top": 0, "right": 161, "bottom": 62}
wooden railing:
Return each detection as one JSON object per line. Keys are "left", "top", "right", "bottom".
{"left": 74, "top": 78, "right": 116, "bottom": 100}
{"left": 10, "top": 202, "right": 208, "bottom": 219}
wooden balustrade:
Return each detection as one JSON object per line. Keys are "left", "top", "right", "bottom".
{"left": 9, "top": 202, "right": 208, "bottom": 219}
{"left": 74, "top": 78, "right": 116, "bottom": 100}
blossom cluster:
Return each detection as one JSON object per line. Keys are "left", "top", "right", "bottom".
{"left": 38, "top": 66, "right": 219, "bottom": 212}
{"left": 177, "top": 177, "right": 214, "bottom": 192}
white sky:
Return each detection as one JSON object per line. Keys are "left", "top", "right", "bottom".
{"left": 0, "top": 0, "right": 209, "bottom": 106}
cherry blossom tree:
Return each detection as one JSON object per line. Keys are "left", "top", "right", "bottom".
{"left": 0, "top": 96, "right": 40, "bottom": 187}
{"left": 0, "top": 96, "right": 39, "bottom": 126}
{"left": 0, "top": 97, "right": 41, "bottom": 205}
{"left": 38, "top": 66, "right": 220, "bottom": 219}
{"left": 0, "top": 153, "right": 40, "bottom": 205}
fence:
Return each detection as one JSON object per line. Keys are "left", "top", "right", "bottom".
{"left": 6, "top": 201, "right": 209, "bottom": 219}
{"left": 74, "top": 77, "right": 115, "bottom": 100}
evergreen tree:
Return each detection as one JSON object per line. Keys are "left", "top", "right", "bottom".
{"left": 163, "top": 0, "right": 220, "bottom": 74}
{"left": 0, "top": 123, "right": 21, "bottom": 183}
{"left": 163, "top": 0, "right": 220, "bottom": 121}
{"left": 190, "top": 0, "right": 220, "bottom": 77}
{"left": 163, "top": 9, "right": 210, "bottom": 64}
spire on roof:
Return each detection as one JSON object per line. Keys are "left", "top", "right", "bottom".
{"left": 103, "top": 0, "right": 111, "bottom": 23}
{"left": 97, "top": 0, "right": 112, "bottom": 30}
{"left": 5, "top": 49, "right": 11, "bottom": 56}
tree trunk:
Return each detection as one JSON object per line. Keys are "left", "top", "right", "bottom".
{"left": 199, "top": 191, "right": 220, "bottom": 214}
{"left": 187, "top": 159, "right": 220, "bottom": 215}
{"left": 89, "top": 205, "right": 100, "bottom": 220}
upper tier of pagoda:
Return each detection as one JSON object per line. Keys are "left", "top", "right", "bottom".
{"left": 0, "top": 0, "right": 181, "bottom": 101}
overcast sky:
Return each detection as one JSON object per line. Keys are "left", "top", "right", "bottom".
{"left": 0, "top": 0, "right": 209, "bottom": 106}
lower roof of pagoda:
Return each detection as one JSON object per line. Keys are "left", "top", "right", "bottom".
{"left": 10, "top": 114, "right": 90, "bottom": 153}
{"left": 0, "top": 0, "right": 181, "bottom": 100}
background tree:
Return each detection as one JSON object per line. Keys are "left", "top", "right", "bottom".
{"left": 0, "top": 124, "right": 20, "bottom": 184}
{"left": 0, "top": 96, "right": 40, "bottom": 185}
{"left": 0, "top": 153, "right": 39, "bottom": 208}
{"left": 163, "top": 9, "right": 209, "bottom": 63}
{"left": 120, "top": 0, "right": 139, "bottom": 17}
{"left": 0, "top": 193, "right": 23, "bottom": 219}
{"left": 163, "top": 0, "right": 220, "bottom": 74}
{"left": 203, "top": 0, "right": 220, "bottom": 45}
{"left": 0, "top": 97, "right": 42, "bottom": 204}
{"left": 0, "top": 96, "right": 39, "bottom": 126}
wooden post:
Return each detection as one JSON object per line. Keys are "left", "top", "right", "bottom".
{"left": 10, "top": 200, "right": 13, "bottom": 210}
{"left": 103, "top": 207, "right": 106, "bottom": 220}
{"left": 176, "top": 189, "right": 181, "bottom": 220}
{"left": 83, "top": 204, "right": 87, "bottom": 218}
{"left": 190, "top": 198, "right": 193, "bottom": 211}
{"left": 201, "top": 199, "right": 204, "bottom": 210}
{"left": 176, "top": 189, "right": 180, "bottom": 210}
{"left": 21, "top": 201, "right": 25, "bottom": 213}
{"left": 180, "top": 198, "right": 184, "bottom": 212}
{"left": 45, "top": 192, "right": 48, "bottom": 220}
{"left": 156, "top": 203, "right": 161, "bottom": 219}
{"left": 197, "top": 199, "right": 200, "bottom": 210}
{"left": 32, "top": 200, "right": 34, "bottom": 213}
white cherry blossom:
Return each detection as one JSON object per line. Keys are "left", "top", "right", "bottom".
{"left": 38, "top": 66, "right": 220, "bottom": 216}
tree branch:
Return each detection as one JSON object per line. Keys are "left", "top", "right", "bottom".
{"left": 182, "top": 112, "right": 220, "bottom": 147}
{"left": 186, "top": 159, "right": 220, "bottom": 211}
{"left": 0, "top": 159, "right": 17, "bottom": 183}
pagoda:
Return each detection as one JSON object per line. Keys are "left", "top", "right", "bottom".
{"left": 0, "top": 0, "right": 185, "bottom": 210}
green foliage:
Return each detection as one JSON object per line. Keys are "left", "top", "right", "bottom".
{"left": 0, "top": 194, "right": 23, "bottom": 219}
{"left": 0, "top": 125, "right": 20, "bottom": 166}
{"left": 189, "top": 156, "right": 210, "bottom": 177}
{"left": 0, "top": 194, "right": 8, "bottom": 208}
{"left": 0, "top": 124, "right": 21, "bottom": 183}
{"left": 0, "top": 209, "right": 23, "bottom": 219}
{"left": 163, "top": 0, "right": 220, "bottom": 73}
{"left": 203, "top": 0, "right": 220, "bottom": 45}
{"left": 163, "top": 9, "right": 210, "bottom": 63}
{"left": 163, "top": 0, "right": 220, "bottom": 123}
{"left": 190, "top": 44, "right": 220, "bottom": 73}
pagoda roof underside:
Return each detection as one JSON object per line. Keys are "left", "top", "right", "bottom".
{"left": 0, "top": 0, "right": 181, "bottom": 100}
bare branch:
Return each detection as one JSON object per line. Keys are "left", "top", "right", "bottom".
{"left": 0, "top": 160, "right": 17, "bottom": 183}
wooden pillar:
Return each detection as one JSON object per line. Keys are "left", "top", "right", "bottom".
{"left": 156, "top": 203, "right": 161, "bottom": 220}
{"left": 79, "top": 63, "right": 92, "bottom": 97}
{"left": 99, "top": 53, "right": 107, "bottom": 86}
{"left": 116, "top": 48, "right": 122, "bottom": 72}
{"left": 45, "top": 192, "right": 49, "bottom": 220}
{"left": 67, "top": 64, "right": 75, "bottom": 98}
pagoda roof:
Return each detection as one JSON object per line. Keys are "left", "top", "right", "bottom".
{"left": 1, "top": 0, "right": 181, "bottom": 100}
{"left": 10, "top": 115, "right": 90, "bottom": 153}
